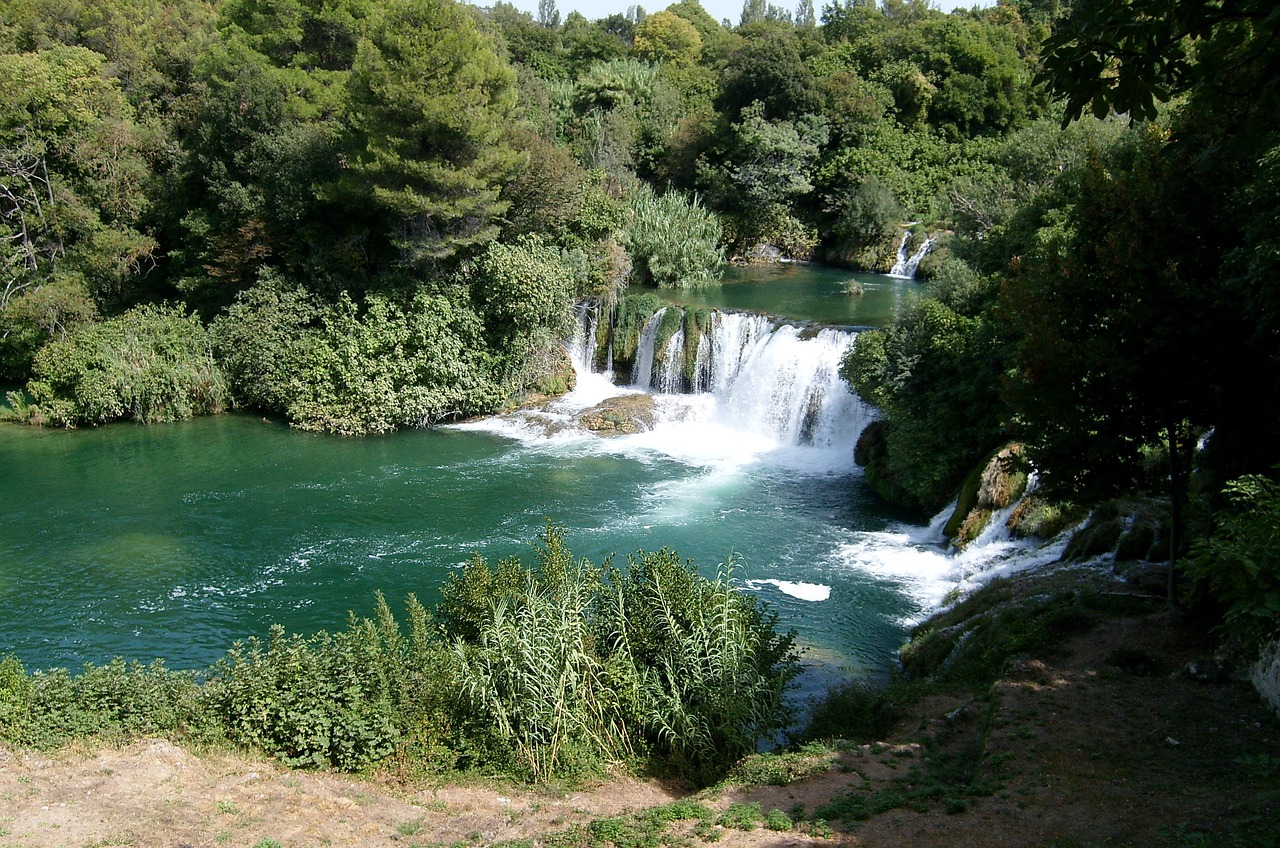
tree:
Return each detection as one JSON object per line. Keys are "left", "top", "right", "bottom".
{"left": 1039, "top": 0, "right": 1280, "bottom": 123}
{"left": 340, "top": 0, "right": 520, "bottom": 267}
{"left": 537, "top": 0, "right": 560, "bottom": 29}
{"left": 622, "top": 183, "right": 725, "bottom": 289}
{"left": 0, "top": 46, "right": 155, "bottom": 376}
{"left": 633, "top": 11, "right": 702, "bottom": 68}
{"left": 796, "top": 0, "right": 817, "bottom": 28}
{"left": 844, "top": 263, "right": 1008, "bottom": 513}
{"left": 717, "top": 30, "right": 822, "bottom": 122}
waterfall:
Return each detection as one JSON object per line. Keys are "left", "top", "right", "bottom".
{"left": 888, "top": 232, "right": 935, "bottom": 279}
{"left": 710, "top": 312, "right": 772, "bottom": 392}
{"left": 622, "top": 308, "right": 870, "bottom": 450}
{"left": 692, "top": 334, "right": 711, "bottom": 393}
{"left": 567, "top": 303, "right": 597, "bottom": 373}
{"left": 716, "top": 325, "right": 867, "bottom": 448}
{"left": 631, "top": 307, "right": 667, "bottom": 390}
{"left": 656, "top": 328, "right": 685, "bottom": 394}
{"left": 888, "top": 231, "right": 913, "bottom": 277}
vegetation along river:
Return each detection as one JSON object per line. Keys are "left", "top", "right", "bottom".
{"left": 0, "top": 267, "right": 1053, "bottom": 698}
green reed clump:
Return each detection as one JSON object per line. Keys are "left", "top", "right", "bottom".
{"left": 444, "top": 524, "right": 800, "bottom": 783}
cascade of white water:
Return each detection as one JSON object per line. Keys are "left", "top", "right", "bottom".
{"left": 656, "top": 328, "right": 685, "bottom": 394}
{"left": 902, "top": 235, "right": 935, "bottom": 278}
{"left": 888, "top": 231, "right": 913, "bottom": 277}
{"left": 621, "top": 307, "right": 869, "bottom": 449}
{"left": 710, "top": 312, "right": 772, "bottom": 393}
{"left": 567, "top": 303, "right": 597, "bottom": 373}
{"left": 888, "top": 232, "right": 935, "bottom": 279}
{"left": 631, "top": 308, "right": 667, "bottom": 390}
{"left": 692, "top": 334, "right": 711, "bottom": 393}
{"left": 716, "top": 325, "right": 868, "bottom": 448}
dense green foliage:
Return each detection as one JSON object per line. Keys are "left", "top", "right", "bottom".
{"left": 3, "top": 0, "right": 1277, "bottom": 751}
{"left": 8, "top": 304, "right": 227, "bottom": 426}
{"left": 842, "top": 259, "right": 1007, "bottom": 512}
{"left": 0, "top": 528, "right": 797, "bottom": 783}
{"left": 1188, "top": 473, "right": 1280, "bottom": 646}
{"left": 835, "top": 0, "right": 1280, "bottom": 639}
{"left": 622, "top": 182, "right": 725, "bottom": 288}
{"left": 0, "top": 0, "right": 1064, "bottom": 430}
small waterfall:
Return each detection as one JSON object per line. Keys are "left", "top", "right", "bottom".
{"left": 888, "top": 232, "right": 935, "bottom": 279}
{"left": 631, "top": 307, "right": 667, "bottom": 390}
{"left": 656, "top": 328, "right": 685, "bottom": 394}
{"left": 888, "top": 231, "right": 913, "bottom": 277}
{"left": 567, "top": 303, "right": 597, "bottom": 373}
{"left": 692, "top": 335, "right": 711, "bottom": 393}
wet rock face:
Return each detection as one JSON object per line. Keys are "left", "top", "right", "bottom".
{"left": 576, "top": 394, "right": 657, "bottom": 436}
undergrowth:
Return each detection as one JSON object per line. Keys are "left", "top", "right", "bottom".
{"left": 0, "top": 524, "right": 798, "bottom": 787}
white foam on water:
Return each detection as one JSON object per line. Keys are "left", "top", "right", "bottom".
{"left": 746, "top": 579, "right": 833, "bottom": 602}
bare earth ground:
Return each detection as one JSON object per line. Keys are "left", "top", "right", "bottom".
{"left": 2, "top": 568, "right": 1277, "bottom": 848}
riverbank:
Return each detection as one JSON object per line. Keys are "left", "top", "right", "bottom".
{"left": 2, "top": 558, "right": 1274, "bottom": 847}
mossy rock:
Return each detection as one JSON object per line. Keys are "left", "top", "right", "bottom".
{"left": 1008, "top": 495, "right": 1086, "bottom": 540}
{"left": 943, "top": 460, "right": 986, "bottom": 543}
{"left": 1063, "top": 498, "right": 1169, "bottom": 562}
{"left": 976, "top": 444, "right": 1028, "bottom": 509}
{"left": 576, "top": 394, "right": 657, "bottom": 436}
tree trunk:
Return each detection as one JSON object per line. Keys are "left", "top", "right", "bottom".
{"left": 1167, "top": 421, "right": 1187, "bottom": 617}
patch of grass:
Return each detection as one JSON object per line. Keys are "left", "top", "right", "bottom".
{"left": 729, "top": 745, "right": 832, "bottom": 786}
{"left": 814, "top": 695, "right": 1006, "bottom": 827}
{"left": 901, "top": 589, "right": 1096, "bottom": 686}
{"left": 396, "top": 818, "right": 425, "bottom": 837}
{"left": 717, "top": 802, "right": 762, "bottom": 831}
{"left": 804, "top": 679, "right": 921, "bottom": 743}
{"left": 763, "top": 808, "right": 793, "bottom": 831}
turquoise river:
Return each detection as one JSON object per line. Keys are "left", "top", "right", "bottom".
{"left": 0, "top": 267, "right": 1051, "bottom": 699}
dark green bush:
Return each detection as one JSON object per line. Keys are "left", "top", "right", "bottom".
{"left": 1188, "top": 471, "right": 1280, "bottom": 647}
{"left": 213, "top": 281, "right": 505, "bottom": 435}
{"left": 10, "top": 304, "right": 228, "bottom": 427}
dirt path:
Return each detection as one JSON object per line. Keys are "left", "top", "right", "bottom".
{"left": 2, "top": 596, "right": 1276, "bottom": 847}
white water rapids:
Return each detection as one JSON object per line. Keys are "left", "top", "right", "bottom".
{"left": 461, "top": 304, "right": 1072, "bottom": 668}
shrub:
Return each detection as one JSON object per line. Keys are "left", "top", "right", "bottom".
{"left": 213, "top": 281, "right": 505, "bottom": 435}
{"left": 1188, "top": 471, "right": 1280, "bottom": 647}
{"left": 205, "top": 593, "right": 459, "bottom": 773}
{"left": 447, "top": 525, "right": 800, "bottom": 784}
{"left": 601, "top": 550, "right": 799, "bottom": 782}
{"left": 0, "top": 657, "right": 210, "bottom": 749}
{"left": 621, "top": 182, "right": 725, "bottom": 289}
{"left": 208, "top": 623, "right": 401, "bottom": 770}
{"left": 804, "top": 679, "right": 910, "bottom": 743}
{"left": 11, "top": 304, "right": 228, "bottom": 427}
